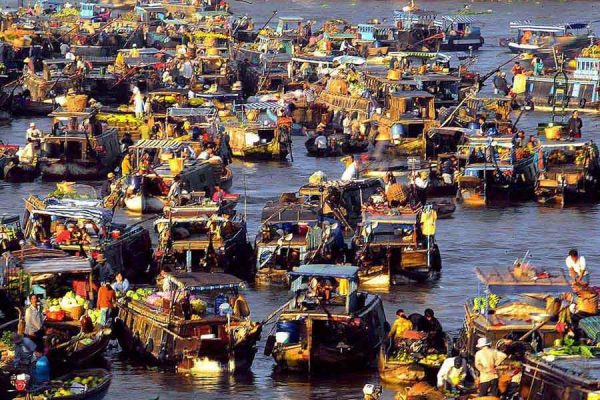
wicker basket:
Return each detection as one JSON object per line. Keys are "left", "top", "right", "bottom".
{"left": 65, "top": 95, "right": 88, "bottom": 112}
{"left": 64, "top": 305, "right": 84, "bottom": 320}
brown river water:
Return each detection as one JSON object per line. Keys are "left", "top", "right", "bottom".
{"left": 2, "top": 0, "right": 600, "bottom": 398}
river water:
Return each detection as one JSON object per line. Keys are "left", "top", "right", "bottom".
{"left": 2, "top": 0, "right": 600, "bottom": 399}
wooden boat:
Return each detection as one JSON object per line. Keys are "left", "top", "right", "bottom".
{"left": 3, "top": 158, "right": 39, "bottom": 183}
{"left": 353, "top": 210, "right": 441, "bottom": 287}
{"left": 520, "top": 47, "right": 600, "bottom": 113}
{"left": 154, "top": 204, "right": 253, "bottom": 281}
{"left": 22, "top": 195, "right": 152, "bottom": 278}
{"left": 456, "top": 263, "right": 570, "bottom": 358}
{"left": 25, "top": 368, "right": 111, "bottom": 400}
{"left": 45, "top": 322, "right": 112, "bottom": 369}
{"left": 254, "top": 198, "right": 345, "bottom": 286}
{"left": 438, "top": 15, "right": 484, "bottom": 51}
{"left": 535, "top": 141, "right": 600, "bottom": 207}
{"left": 456, "top": 136, "right": 539, "bottom": 205}
{"left": 125, "top": 139, "right": 226, "bottom": 214}
{"left": 225, "top": 104, "right": 292, "bottom": 160}
{"left": 267, "top": 265, "right": 387, "bottom": 373}
{"left": 305, "top": 133, "right": 369, "bottom": 157}
{"left": 0, "top": 142, "right": 20, "bottom": 180}
{"left": 0, "top": 214, "right": 24, "bottom": 256}
{"left": 40, "top": 108, "right": 121, "bottom": 181}
{"left": 503, "top": 21, "right": 591, "bottom": 56}
{"left": 115, "top": 272, "right": 262, "bottom": 373}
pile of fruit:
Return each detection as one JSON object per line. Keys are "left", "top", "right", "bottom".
{"left": 86, "top": 309, "right": 103, "bottom": 325}
{"left": 52, "top": 7, "right": 79, "bottom": 20}
{"left": 472, "top": 294, "right": 500, "bottom": 312}
{"left": 189, "top": 98, "right": 206, "bottom": 107}
{"left": 418, "top": 353, "right": 447, "bottom": 367}
{"left": 46, "top": 291, "right": 88, "bottom": 312}
{"left": 44, "top": 374, "right": 108, "bottom": 398}
{"left": 125, "top": 287, "right": 155, "bottom": 301}
{"left": 96, "top": 113, "right": 143, "bottom": 131}
{"left": 390, "top": 350, "right": 416, "bottom": 364}
{"left": 152, "top": 95, "right": 178, "bottom": 104}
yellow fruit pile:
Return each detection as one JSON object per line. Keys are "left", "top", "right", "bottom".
{"left": 52, "top": 7, "right": 79, "bottom": 20}
{"left": 97, "top": 113, "right": 143, "bottom": 128}
{"left": 47, "top": 375, "right": 107, "bottom": 398}
{"left": 418, "top": 353, "right": 447, "bottom": 367}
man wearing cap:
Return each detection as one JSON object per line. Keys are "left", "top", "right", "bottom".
{"left": 101, "top": 172, "right": 116, "bottom": 198}
{"left": 26, "top": 122, "right": 42, "bottom": 141}
{"left": 474, "top": 337, "right": 507, "bottom": 396}
{"left": 12, "top": 333, "right": 36, "bottom": 368}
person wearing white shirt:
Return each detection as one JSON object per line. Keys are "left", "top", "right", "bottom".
{"left": 341, "top": 156, "right": 360, "bottom": 181}
{"left": 26, "top": 122, "right": 42, "bottom": 141}
{"left": 437, "top": 356, "right": 469, "bottom": 391}
{"left": 566, "top": 249, "right": 588, "bottom": 284}
{"left": 315, "top": 134, "right": 328, "bottom": 153}
{"left": 65, "top": 51, "right": 75, "bottom": 61}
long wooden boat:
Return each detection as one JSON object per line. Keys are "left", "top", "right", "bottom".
{"left": 305, "top": 134, "right": 369, "bottom": 157}
{"left": 45, "top": 322, "right": 112, "bottom": 369}
{"left": 22, "top": 195, "right": 152, "bottom": 278}
{"left": 354, "top": 210, "right": 441, "bottom": 287}
{"left": 3, "top": 159, "right": 39, "bottom": 183}
{"left": 267, "top": 265, "right": 387, "bottom": 373}
{"left": 26, "top": 368, "right": 111, "bottom": 400}
{"left": 535, "top": 141, "right": 600, "bottom": 207}
{"left": 40, "top": 108, "right": 121, "bottom": 181}
{"left": 456, "top": 264, "right": 570, "bottom": 357}
{"left": 155, "top": 204, "right": 253, "bottom": 281}
{"left": 115, "top": 272, "right": 262, "bottom": 373}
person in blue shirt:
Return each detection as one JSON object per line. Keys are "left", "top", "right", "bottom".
{"left": 32, "top": 347, "right": 50, "bottom": 385}
{"left": 112, "top": 272, "right": 130, "bottom": 296}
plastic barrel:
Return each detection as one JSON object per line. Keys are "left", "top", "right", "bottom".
{"left": 391, "top": 124, "right": 404, "bottom": 139}
{"left": 276, "top": 321, "right": 301, "bottom": 343}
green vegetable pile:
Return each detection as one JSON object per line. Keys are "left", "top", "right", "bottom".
{"left": 545, "top": 336, "right": 599, "bottom": 358}
{"left": 1, "top": 331, "right": 14, "bottom": 349}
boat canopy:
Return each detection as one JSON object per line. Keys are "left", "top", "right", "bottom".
{"left": 364, "top": 213, "right": 418, "bottom": 226}
{"left": 289, "top": 264, "right": 359, "bottom": 279}
{"left": 475, "top": 266, "right": 571, "bottom": 296}
{"left": 236, "top": 101, "right": 283, "bottom": 111}
{"left": 169, "top": 272, "right": 244, "bottom": 292}
{"left": 260, "top": 203, "right": 320, "bottom": 224}
{"left": 0, "top": 214, "right": 20, "bottom": 225}
{"left": 540, "top": 140, "right": 589, "bottom": 150}
{"left": 130, "top": 139, "right": 183, "bottom": 151}
{"left": 508, "top": 21, "right": 582, "bottom": 33}
{"left": 440, "top": 15, "right": 474, "bottom": 24}
{"left": 167, "top": 107, "right": 216, "bottom": 118}
{"left": 25, "top": 196, "right": 113, "bottom": 224}
{"left": 2, "top": 249, "right": 92, "bottom": 277}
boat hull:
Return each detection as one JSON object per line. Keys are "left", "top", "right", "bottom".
{"left": 39, "top": 161, "right": 109, "bottom": 181}
{"left": 124, "top": 194, "right": 166, "bottom": 214}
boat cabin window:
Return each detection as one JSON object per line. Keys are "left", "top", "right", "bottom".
{"left": 43, "top": 140, "right": 63, "bottom": 158}
{"left": 395, "top": 122, "right": 424, "bottom": 139}
{"left": 257, "top": 128, "right": 276, "bottom": 143}
{"left": 66, "top": 141, "right": 84, "bottom": 161}
{"left": 290, "top": 273, "right": 358, "bottom": 313}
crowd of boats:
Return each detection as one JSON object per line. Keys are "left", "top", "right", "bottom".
{"left": 0, "top": 0, "right": 600, "bottom": 399}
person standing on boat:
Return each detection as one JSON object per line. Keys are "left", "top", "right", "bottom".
{"left": 94, "top": 254, "right": 114, "bottom": 284}
{"left": 168, "top": 174, "right": 183, "bottom": 206}
{"left": 566, "top": 249, "right": 589, "bottom": 285}
{"left": 567, "top": 111, "right": 583, "bottom": 140}
{"left": 531, "top": 55, "right": 544, "bottom": 76}
{"left": 26, "top": 122, "right": 41, "bottom": 141}
{"left": 474, "top": 337, "right": 507, "bottom": 397}
{"left": 97, "top": 282, "right": 117, "bottom": 326}
{"left": 121, "top": 153, "right": 133, "bottom": 177}
{"left": 387, "top": 309, "right": 413, "bottom": 345}
{"left": 24, "top": 294, "right": 45, "bottom": 348}
{"left": 422, "top": 308, "right": 444, "bottom": 351}
{"left": 341, "top": 155, "right": 361, "bottom": 181}
{"left": 492, "top": 72, "right": 509, "bottom": 96}
{"left": 437, "top": 355, "right": 469, "bottom": 391}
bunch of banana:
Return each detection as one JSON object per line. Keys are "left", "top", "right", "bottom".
{"left": 418, "top": 353, "right": 446, "bottom": 367}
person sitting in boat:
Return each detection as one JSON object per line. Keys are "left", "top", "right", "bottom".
{"left": 422, "top": 308, "right": 445, "bottom": 352}
{"left": 317, "top": 279, "right": 335, "bottom": 302}
{"left": 315, "top": 132, "right": 328, "bottom": 156}
{"left": 111, "top": 272, "right": 129, "bottom": 296}
{"left": 387, "top": 309, "right": 413, "bottom": 346}
{"left": 168, "top": 174, "right": 183, "bottom": 206}
{"left": 31, "top": 347, "right": 50, "bottom": 386}
{"left": 566, "top": 249, "right": 589, "bottom": 285}
{"left": 441, "top": 157, "right": 456, "bottom": 185}
{"left": 101, "top": 172, "right": 117, "bottom": 199}
{"left": 211, "top": 184, "right": 229, "bottom": 204}
{"left": 76, "top": 221, "right": 92, "bottom": 245}
{"left": 11, "top": 333, "right": 36, "bottom": 368}
{"left": 17, "top": 138, "right": 38, "bottom": 165}
{"left": 412, "top": 171, "right": 429, "bottom": 205}
{"left": 52, "top": 223, "right": 71, "bottom": 245}
{"left": 121, "top": 133, "right": 134, "bottom": 153}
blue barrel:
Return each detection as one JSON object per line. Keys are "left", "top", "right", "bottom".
{"left": 467, "top": 122, "right": 480, "bottom": 130}
{"left": 214, "top": 294, "right": 228, "bottom": 315}
{"left": 276, "top": 321, "right": 301, "bottom": 343}
{"left": 391, "top": 124, "right": 405, "bottom": 138}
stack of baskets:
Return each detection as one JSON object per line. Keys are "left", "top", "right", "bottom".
{"left": 65, "top": 94, "right": 89, "bottom": 112}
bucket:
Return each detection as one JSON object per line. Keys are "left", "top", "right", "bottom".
{"left": 111, "top": 230, "right": 121, "bottom": 239}
{"left": 276, "top": 320, "right": 301, "bottom": 343}
{"left": 168, "top": 158, "right": 184, "bottom": 174}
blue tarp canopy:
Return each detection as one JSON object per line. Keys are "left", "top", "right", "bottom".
{"left": 289, "top": 265, "right": 359, "bottom": 279}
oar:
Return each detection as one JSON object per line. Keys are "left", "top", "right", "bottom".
{"left": 260, "top": 300, "right": 290, "bottom": 325}
{"left": 518, "top": 304, "right": 569, "bottom": 341}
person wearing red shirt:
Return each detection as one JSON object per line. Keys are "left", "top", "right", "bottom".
{"left": 53, "top": 224, "right": 71, "bottom": 244}
{"left": 97, "top": 283, "right": 117, "bottom": 326}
